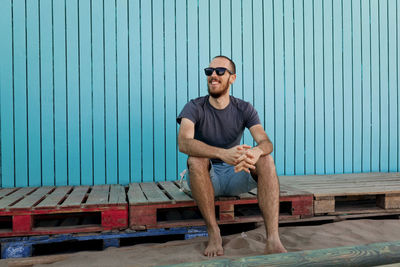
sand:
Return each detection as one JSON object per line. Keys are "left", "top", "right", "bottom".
{"left": 2, "top": 219, "right": 400, "bottom": 267}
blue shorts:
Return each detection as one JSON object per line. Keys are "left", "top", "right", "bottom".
{"left": 187, "top": 162, "right": 258, "bottom": 197}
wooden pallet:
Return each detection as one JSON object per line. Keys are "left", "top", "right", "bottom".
{"left": 128, "top": 181, "right": 313, "bottom": 230}
{"left": 0, "top": 185, "right": 128, "bottom": 237}
{"left": 279, "top": 172, "right": 400, "bottom": 215}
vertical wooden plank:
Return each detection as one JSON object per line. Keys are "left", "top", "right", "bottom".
{"left": 0, "top": 0, "right": 14, "bottom": 187}
{"left": 153, "top": 0, "right": 166, "bottom": 181}
{"left": 104, "top": 0, "right": 117, "bottom": 184}
{"left": 370, "top": 0, "right": 380, "bottom": 172}
{"left": 14, "top": 0, "right": 28, "bottom": 187}
{"left": 66, "top": 0, "right": 81, "bottom": 185}
{"left": 117, "top": 0, "right": 130, "bottom": 184}
{"left": 26, "top": 0, "right": 41, "bottom": 186}
{"left": 343, "top": 0, "right": 353, "bottom": 173}
{"left": 231, "top": 0, "right": 242, "bottom": 100}
{"left": 352, "top": 0, "right": 362, "bottom": 173}
{"left": 323, "top": 0, "right": 335, "bottom": 174}
{"left": 333, "top": 0, "right": 344, "bottom": 173}
{"left": 141, "top": 0, "right": 154, "bottom": 182}
{"left": 388, "top": 0, "right": 399, "bottom": 172}
{"left": 361, "top": 0, "right": 371, "bottom": 172}
{"left": 92, "top": 0, "right": 106, "bottom": 185}
{"left": 314, "top": 0, "right": 325, "bottom": 174}
{"left": 79, "top": 0, "right": 93, "bottom": 185}
{"left": 198, "top": 0, "right": 209, "bottom": 97}
{"left": 220, "top": 0, "right": 232, "bottom": 57}
{"left": 294, "top": 0, "right": 305, "bottom": 175}
{"left": 209, "top": 0, "right": 221, "bottom": 56}
{"left": 253, "top": 0, "right": 265, "bottom": 144}
{"left": 188, "top": 0, "right": 199, "bottom": 101}
{"left": 40, "top": 0, "right": 55, "bottom": 186}
{"left": 283, "top": 0, "right": 295, "bottom": 175}
{"left": 304, "top": 0, "right": 315, "bottom": 174}
{"left": 379, "top": 0, "right": 389, "bottom": 172}
{"left": 176, "top": 0, "right": 188, "bottom": 179}
{"left": 165, "top": 0, "right": 177, "bottom": 180}
{"left": 53, "top": 0, "right": 68, "bottom": 186}
{"left": 242, "top": 0, "right": 254, "bottom": 148}
{"left": 130, "top": 0, "right": 142, "bottom": 182}
{"left": 263, "top": 0, "right": 275, "bottom": 160}
{"left": 398, "top": 0, "right": 400, "bottom": 172}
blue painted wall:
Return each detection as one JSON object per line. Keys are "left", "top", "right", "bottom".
{"left": 0, "top": 0, "right": 399, "bottom": 187}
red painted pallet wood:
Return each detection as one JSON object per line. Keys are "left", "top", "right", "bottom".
{"left": 0, "top": 185, "right": 128, "bottom": 237}
{"left": 128, "top": 181, "right": 313, "bottom": 230}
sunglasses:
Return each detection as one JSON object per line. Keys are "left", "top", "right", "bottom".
{"left": 204, "top": 67, "right": 233, "bottom": 76}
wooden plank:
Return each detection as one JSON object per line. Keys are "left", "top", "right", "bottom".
{"left": 11, "top": 187, "right": 55, "bottom": 209}
{"left": 0, "top": 188, "right": 37, "bottom": 209}
{"left": 163, "top": 241, "right": 400, "bottom": 267}
{"left": 314, "top": 196, "right": 335, "bottom": 214}
{"left": 108, "top": 184, "right": 127, "bottom": 205}
{"left": 158, "top": 181, "right": 192, "bottom": 202}
{"left": 127, "top": 183, "right": 148, "bottom": 205}
{"left": 0, "top": 188, "right": 18, "bottom": 198}
{"left": 85, "top": 185, "right": 110, "bottom": 205}
{"left": 140, "top": 183, "right": 170, "bottom": 203}
{"left": 377, "top": 194, "right": 400, "bottom": 209}
{"left": 36, "top": 186, "right": 73, "bottom": 208}
{"left": 61, "top": 186, "right": 89, "bottom": 207}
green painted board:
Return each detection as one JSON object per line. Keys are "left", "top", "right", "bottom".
{"left": 161, "top": 241, "right": 400, "bottom": 267}
{"left": 36, "top": 186, "right": 73, "bottom": 208}
{"left": 61, "top": 186, "right": 90, "bottom": 207}
{"left": 127, "top": 183, "right": 148, "bottom": 205}
{"left": 11, "top": 187, "right": 55, "bottom": 209}
{"left": 140, "top": 182, "right": 170, "bottom": 203}
{"left": 85, "top": 185, "right": 110, "bottom": 205}
{"left": 158, "top": 181, "right": 192, "bottom": 202}
{"left": 109, "top": 184, "right": 127, "bottom": 205}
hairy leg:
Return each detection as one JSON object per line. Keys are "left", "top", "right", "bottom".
{"left": 187, "top": 157, "right": 223, "bottom": 257}
{"left": 253, "top": 155, "right": 287, "bottom": 254}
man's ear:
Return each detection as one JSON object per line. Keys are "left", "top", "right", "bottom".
{"left": 229, "top": 74, "right": 237, "bottom": 84}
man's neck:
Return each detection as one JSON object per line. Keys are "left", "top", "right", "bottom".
{"left": 208, "top": 92, "right": 230, "bottom": 110}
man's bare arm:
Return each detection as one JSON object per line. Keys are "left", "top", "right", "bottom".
{"left": 234, "top": 124, "right": 273, "bottom": 173}
{"left": 178, "top": 118, "right": 251, "bottom": 166}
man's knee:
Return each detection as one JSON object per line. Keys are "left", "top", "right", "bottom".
{"left": 187, "top": 156, "right": 210, "bottom": 174}
{"left": 257, "top": 154, "right": 276, "bottom": 172}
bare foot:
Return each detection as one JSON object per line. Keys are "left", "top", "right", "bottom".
{"left": 265, "top": 239, "right": 287, "bottom": 254}
{"left": 204, "top": 228, "right": 224, "bottom": 257}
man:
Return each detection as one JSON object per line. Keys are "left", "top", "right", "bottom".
{"left": 177, "top": 55, "right": 287, "bottom": 257}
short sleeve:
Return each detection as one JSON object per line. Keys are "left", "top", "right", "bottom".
{"left": 244, "top": 103, "right": 261, "bottom": 129}
{"left": 177, "top": 100, "right": 199, "bottom": 125}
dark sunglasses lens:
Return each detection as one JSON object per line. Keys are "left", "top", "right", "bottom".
{"left": 215, "top": 68, "right": 227, "bottom": 76}
{"left": 204, "top": 68, "right": 214, "bottom": 76}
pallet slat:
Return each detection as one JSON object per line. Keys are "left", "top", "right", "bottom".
{"left": 140, "top": 183, "right": 170, "bottom": 203}
{"left": 36, "top": 186, "right": 73, "bottom": 208}
{"left": 158, "top": 182, "right": 192, "bottom": 202}
{"left": 109, "top": 185, "right": 127, "bottom": 205}
{"left": 0, "top": 188, "right": 37, "bottom": 209}
{"left": 61, "top": 186, "right": 90, "bottom": 207}
{"left": 86, "top": 185, "right": 110, "bottom": 205}
{"left": 127, "top": 184, "right": 148, "bottom": 204}
{"left": 11, "top": 187, "right": 55, "bottom": 209}
{"left": 0, "top": 188, "right": 19, "bottom": 198}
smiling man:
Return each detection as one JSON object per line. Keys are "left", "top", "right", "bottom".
{"left": 177, "top": 56, "right": 287, "bottom": 257}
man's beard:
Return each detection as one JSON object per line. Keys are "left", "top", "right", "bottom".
{"left": 207, "top": 78, "right": 230, "bottom": 98}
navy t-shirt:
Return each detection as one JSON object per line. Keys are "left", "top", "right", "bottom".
{"left": 177, "top": 95, "right": 261, "bottom": 163}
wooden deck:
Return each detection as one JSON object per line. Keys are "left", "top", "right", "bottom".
{"left": 279, "top": 172, "right": 400, "bottom": 215}
{"left": 0, "top": 185, "right": 127, "bottom": 237}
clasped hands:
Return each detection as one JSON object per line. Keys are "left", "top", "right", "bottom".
{"left": 221, "top": 144, "right": 263, "bottom": 173}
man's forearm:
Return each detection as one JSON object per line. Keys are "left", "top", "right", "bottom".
{"left": 254, "top": 140, "right": 273, "bottom": 156}
{"left": 179, "top": 138, "right": 224, "bottom": 159}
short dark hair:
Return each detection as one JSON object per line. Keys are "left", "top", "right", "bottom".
{"left": 212, "top": 55, "right": 236, "bottom": 74}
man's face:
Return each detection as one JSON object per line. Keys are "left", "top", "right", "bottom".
{"left": 207, "top": 58, "right": 236, "bottom": 98}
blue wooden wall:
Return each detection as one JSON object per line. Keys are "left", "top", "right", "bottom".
{"left": 0, "top": 0, "right": 399, "bottom": 187}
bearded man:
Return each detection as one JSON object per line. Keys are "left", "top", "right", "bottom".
{"left": 177, "top": 55, "right": 287, "bottom": 257}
